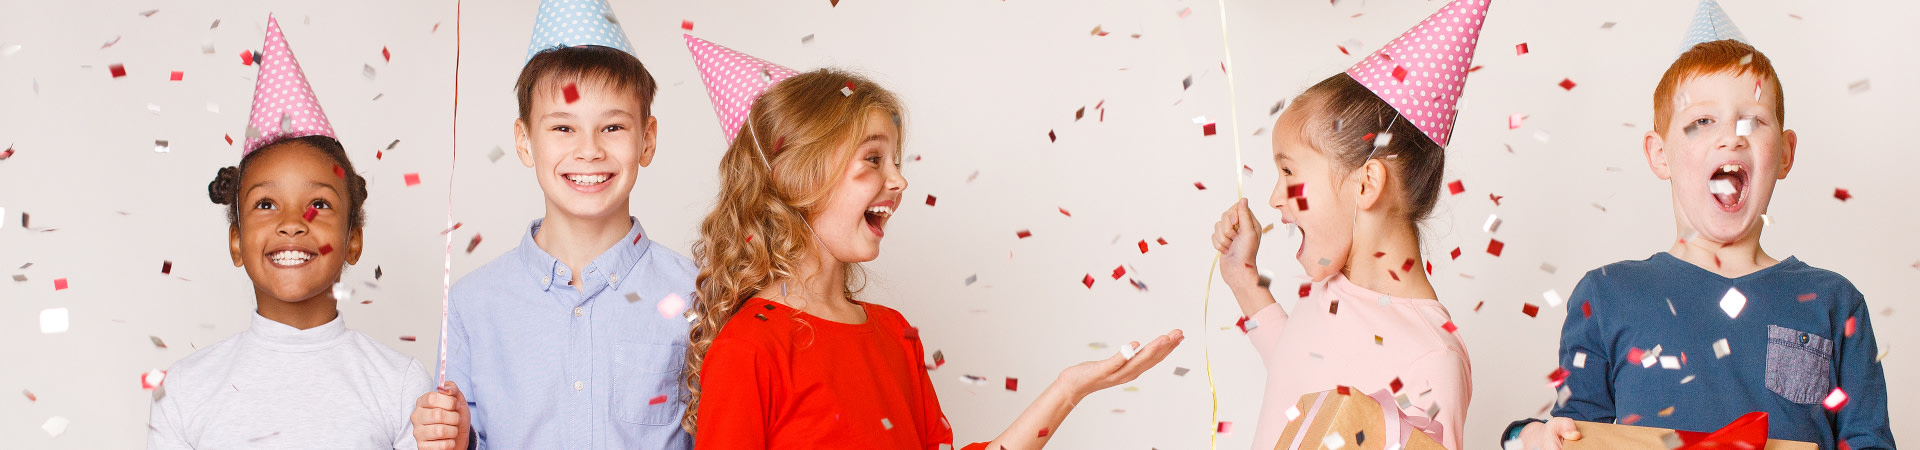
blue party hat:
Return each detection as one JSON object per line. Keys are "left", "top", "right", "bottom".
{"left": 525, "top": 0, "right": 634, "bottom": 63}
{"left": 1678, "top": 0, "right": 1748, "bottom": 55}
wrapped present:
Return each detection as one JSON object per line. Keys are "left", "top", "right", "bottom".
{"left": 1274, "top": 387, "right": 1446, "bottom": 450}
{"left": 1564, "top": 412, "right": 1815, "bottom": 450}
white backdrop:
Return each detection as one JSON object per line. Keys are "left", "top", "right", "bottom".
{"left": 2, "top": 0, "right": 1914, "bottom": 448}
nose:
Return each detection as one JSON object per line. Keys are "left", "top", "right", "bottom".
{"left": 277, "top": 210, "right": 309, "bottom": 237}
{"left": 885, "top": 162, "right": 908, "bottom": 193}
{"left": 576, "top": 132, "right": 609, "bottom": 162}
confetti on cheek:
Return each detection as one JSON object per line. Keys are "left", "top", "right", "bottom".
{"left": 1515, "top": 43, "right": 1529, "bottom": 55}
{"left": 1447, "top": 180, "right": 1465, "bottom": 195}
{"left": 1400, "top": 258, "right": 1415, "bottom": 272}
{"left": 466, "top": 234, "right": 483, "bottom": 254}
{"left": 1485, "top": 239, "right": 1504, "bottom": 257}
{"left": 1833, "top": 188, "right": 1852, "bottom": 202}
{"left": 404, "top": 173, "right": 421, "bottom": 186}
{"left": 1558, "top": 78, "right": 1577, "bottom": 91}
{"left": 318, "top": 244, "right": 334, "bottom": 256}
{"left": 1294, "top": 197, "right": 1308, "bottom": 211}
{"left": 1735, "top": 118, "right": 1754, "bottom": 137}
{"left": 303, "top": 206, "right": 318, "bottom": 222}
{"left": 1287, "top": 183, "right": 1306, "bottom": 198}
{"left": 1823, "top": 388, "right": 1849, "bottom": 412}
{"left": 562, "top": 83, "right": 580, "bottom": 104}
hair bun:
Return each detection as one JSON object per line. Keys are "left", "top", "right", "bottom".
{"left": 208, "top": 166, "right": 241, "bottom": 205}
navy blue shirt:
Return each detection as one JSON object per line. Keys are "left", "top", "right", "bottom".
{"left": 1552, "top": 253, "right": 1893, "bottom": 449}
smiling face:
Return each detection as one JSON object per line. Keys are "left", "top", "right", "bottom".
{"left": 515, "top": 78, "right": 658, "bottom": 222}
{"left": 1647, "top": 70, "right": 1796, "bottom": 245}
{"left": 809, "top": 109, "right": 906, "bottom": 264}
{"left": 229, "top": 142, "right": 363, "bottom": 303}
{"left": 1268, "top": 107, "right": 1360, "bottom": 281}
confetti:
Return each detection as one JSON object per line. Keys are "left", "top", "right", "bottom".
{"left": 1735, "top": 118, "right": 1754, "bottom": 137}
{"left": 1515, "top": 43, "right": 1529, "bottom": 55}
{"left": 1719, "top": 287, "right": 1747, "bottom": 319}
{"left": 1845, "top": 316, "right": 1857, "bottom": 337}
{"left": 1449, "top": 247, "right": 1462, "bottom": 260}
{"left": 1547, "top": 367, "right": 1570, "bottom": 388}
{"left": 800, "top": 34, "right": 815, "bottom": 44}
{"left": 1194, "top": 181, "right": 1206, "bottom": 190}
{"left": 840, "top": 82, "right": 855, "bottom": 96}
{"left": 1137, "top": 240, "right": 1149, "bottom": 254}
{"left": 1573, "top": 352, "right": 1587, "bottom": 368}
{"left": 680, "top": 20, "right": 694, "bottom": 31}
{"left": 1540, "top": 263, "right": 1557, "bottom": 274}
{"left": 1506, "top": 113, "right": 1527, "bottom": 130}
{"left": 1329, "top": 300, "right": 1340, "bottom": 315}
{"left": 1660, "top": 355, "right": 1680, "bottom": 369}
{"left": 1219, "top": 421, "right": 1234, "bottom": 434}
{"left": 109, "top": 64, "right": 127, "bottom": 78}
{"left": 22, "top": 390, "right": 35, "bottom": 402}
{"left": 152, "top": 139, "right": 171, "bottom": 153}
{"left": 1081, "top": 274, "right": 1094, "bottom": 289}
{"left": 1558, "top": 78, "right": 1576, "bottom": 91}
{"left": 42, "top": 416, "right": 69, "bottom": 437}
{"left": 1482, "top": 214, "right": 1502, "bottom": 233}
{"left": 240, "top": 50, "right": 255, "bottom": 65}
{"left": 1320, "top": 433, "right": 1341, "bottom": 448}
{"left": 169, "top": 71, "right": 183, "bottom": 81}
{"left": 1005, "top": 377, "right": 1018, "bottom": 391}
{"left": 1172, "top": 367, "right": 1189, "bottom": 376}
{"left": 562, "top": 83, "right": 580, "bottom": 103}
{"left": 303, "top": 205, "right": 319, "bottom": 222}
{"left": 1, "top": 43, "right": 19, "bottom": 56}
{"left": 1391, "top": 65, "right": 1408, "bottom": 82}
{"left": 40, "top": 308, "right": 69, "bottom": 334}
{"left": 1110, "top": 265, "right": 1126, "bottom": 279}
{"left": 1442, "top": 321, "right": 1457, "bottom": 333}
{"left": 1823, "top": 388, "right": 1848, "bottom": 412}
{"left": 1016, "top": 229, "right": 1032, "bottom": 239}
{"left": 403, "top": 173, "right": 422, "bottom": 187}
{"left": 1048, "top": 130, "right": 1056, "bottom": 142}
{"left": 1119, "top": 342, "right": 1141, "bottom": 360}
{"left": 1582, "top": 302, "right": 1593, "bottom": 318}
{"left": 381, "top": 46, "right": 390, "bottom": 62}
{"left": 488, "top": 146, "right": 506, "bottom": 163}
{"left": 1058, "top": 207, "right": 1072, "bottom": 217}
{"left": 1848, "top": 79, "right": 1870, "bottom": 95}
{"left": 1486, "top": 239, "right": 1504, "bottom": 257}
{"left": 1202, "top": 122, "right": 1217, "bottom": 136}
{"left": 54, "top": 278, "right": 68, "bottom": 290}
{"left": 1522, "top": 303, "right": 1540, "bottom": 317}
{"left": 1182, "top": 75, "right": 1193, "bottom": 90}
{"left": 1713, "top": 339, "right": 1731, "bottom": 358}
{"left": 658, "top": 293, "right": 687, "bottom": 319}
{"left": 1295, "top": 197, "right": 1308, "bottom": 211}
{"left": 1833, "top": 188, "right": 1852, "bottom": 202}
{"left": 964, "top": 274, "right": 977, "bottom": 286}
{"left": 466, "top": 234, "right": 483, "bottom": 254}
{"left": 161, "top": 260, "right": 173, "bottom": 275}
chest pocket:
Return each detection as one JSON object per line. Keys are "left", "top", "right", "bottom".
{"left": 612, "top": 342, "right": 687, "bottom": 425}
{"left": 1763, "top": 324, "right": 1834, "bottom": 404}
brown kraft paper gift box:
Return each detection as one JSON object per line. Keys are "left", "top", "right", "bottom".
{"left": 1561, "top": 420, "right": 1816, "bottom": 450}
{"left": 1274, "top": 388, "right": 1445, "bottom": 450}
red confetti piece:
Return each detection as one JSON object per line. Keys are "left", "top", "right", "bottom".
{"left": 109, "top": 64, "right": 127, "bottom": 78}
{"left": 1582, "top": 302, "right": 1593, "bottom": 318}
{"left": 1005, "top": 377, "right": 1018, "bottom": 391}
{"left": 1442, "top": 321, "right": 1457, "bottom": 333}
{"left": 1468, "top": 65, "right": 1485, "bottom": 73}
{"left": 239, "top": 50, "right": 254, "bottom": 65}
{"left": 1823, "top": 388, "right": 1849, "bottom": 412}
{"left": 1621, "top": 414, "right": 1642, "bottom": 425}
{"left": 1235, "top": 316, "right": 1252, "bottom": 333}
{"left": 1194, "top": 181, "right": 1207, "bottom": 190}
{"left": 1628, "top": 347, "right": 1645, "bottom": 363}
{"left": 54, "top": 278, "right": 68, "bottom": 290}
{"left": 1337, "top": 45, "right": 1351, "bottom": 55}
{"left": 333, "top": 165, "right": 346, "bottom": 179}
{"left": 1336, "top": 385, "right": 1351, "bottom": 395}
{"left": 303, "top": 205, "right": 318, "bottom": 222}
{"left": 161, "top": 261, "right": 172, "bottom": 275}
{"left": 224, "top": 134, "right": 234, "bottom": 146}
{"left": 1362, "top": 132, "right": 1376, "bottom": 143}
{"left": 1298, "top": 282, "right": 1312, "bottom": 298}
{"left": 1111, "top": 266, "right": 1126, "bottom": 279}
{"left": 1138, "top": 240, "right": 1149, "bottom": 254}
{"left": 1400, "top": 258, "right": 1416, "bottom": 273}
{"left": 1217, "top": 422, "right": 1232, "bottom": 433}
{"left": 1156, "top": 237, "right": 1167, "bottom": 245}
{"left": 1391, "top": 66, "right": 1408, "bottom": 82}
{"left": 1202, "top": 123, "right": 1217, "bottom": 136}
{"left": 1509, "top": 113, "right": 1527, "bottom": 130}
{"left": 382, "top": 47, "right": 390, "bottom": 62}
{"left": 1286, "top": 183, "right": 1305, "bottom": 198}
{"left": 400, "top": 336, "right": 417, "bottom": 342}
{"left": 1447, "top": 180, "right": 1465, "bottom": 195}
{"left": 633, "top": 232, "right": 645, "bottom": 245}
{"left": 404, "top": 173, "right": 421, "bottom": 186}
{"left": 1486, "top": 239, "right": 1505, "bottom": 257}
{"left": 1474, "top": 301, "right": 1485, "bottom": 312}
{"left": 1373, "top": 252, "right": 1385, "bottom": 258}
{"left": 1558, "top": 78, "right": 1577, "bottom": 91}
{"left": 680, "top": 20, "right": 694, "bottom": 31}
{"left": 1048, "top": 130, "right": 1057, "bottom": 142}
{"left": 1489, "top": 193, "right": 1504, "bottom": 206}
{"left": 1834, "top": 188, "right": 1852, "bottom": 202}
{"left": 141, "top": 370, "right": 167, "bottom": 390}
{"left": 924, "top": 195, "right": 937, "bottom": 206}
{"left": 169, "top": 71, "right": 183, "bottom": 81}
{"left": 1845, "top": 316, "right": 1857, "bottom": 337}
{"left": 1546, "top": 367, "right": 1569, "bottom": 388}
{"left": 318, "top": 243, "right": 333, "bottom": 256}
{"left": 1058, "top": 207, "right": 1072, "bottom": 217}
{"left": 1387, "top": 270, "right": 1400, "bottom": 281}
{"left": 23, "top": 390, "right": 35, "bottom": 402}
{"left": 1515, "top": 43, "right": 1529, "bottom": 55}
{"left": 1294, "top": 197, "right": 1308, "bottom": 211}
{"left": 1082, "top": 274, "right": 1095, "bottom": 289}
{"left": 1016, "top": 229, "right": 1032, "bottom": 239}
{"left": 1522, "top": 303, "right": 1540, "bottom": 317}
{"left": 466, "top": 234, "right": 483, "bottom": 254}
{"left": 562, "top": 83, "right": 580, "bottom": 104}
{"left": 1425, "top": 261, "right": 1433, "bottom": 275}
{"left": 1797, "top": 293, "right": 1818, "bottom": 302}
{"left": 1449, "top": 247, "right": 1462, "bottom": 260}
{"left": 1329, "top": 300, "right": 1339, "bottom": 315}
{"left": 649, "top": 395, "right": 669, "bottom": 405}
{"left": 376, "top": 151, "right": 383, "bottom": 160}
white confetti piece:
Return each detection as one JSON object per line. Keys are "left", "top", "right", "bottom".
{"left": 1681, "top": 375, "right": 1695, "bottom": 384}
{"left": 880, "top": 417, "right": 892, "bottom": 429}
{"left": 1848, "top": 79, "right": 1870, "bottom": 95}
{"left": 362, "top": 64, "right": 377, "bottom": 80}
{"left": 332, "top": 282, "right": 352, "bottom": 303}
{"left": 42, "top": 416, "right": 69, "bottom": 437}
{"left": 487, "top": 145, "right": 506, "bottom": 163}
{"left": 1322, "top": 434, "right": 1347, "bottom": 449}
{"left": 1533, "top": 130, "right": 1551, "bottom": 143}
{"left": 206, "top": 102, "right": 220, "bottom": 113}
{"left": 40, "top": 308, "right": 69, "bottom": 334}
{"left": 1119, "top": 341, "right": 1141, "bottom": 360}
{"left": 148, "top": 103, "right": 163, "bottom": 114}
{"left": 1373, "top": 132, "right": 1393, "bottom": 148}
{"left": 657, "top": 293, "right": 687, "bottom": 319}
{"left": 3, "top": 43, "right": 22, "bottom": 56}
{"left": 1543, "top": 289, "right": 1563, "bottom": 307}
{"left": 1573, "top": 352, "right": 1587, "bottom": 368}
{"left": 1285, "top": 405, "right": 1301, "bottom": 422}
{"left": 1659, "top": 355, "right": 1680, "bottom": 369}
{"left": 1735, "top": 118, "right": 1753, "bottom": 136}
{"left": 1709, "top": 179, "right": 1735, "bottom": 195}
{"left": 1720, "top": 287, "right": 1747, "bottom": 319}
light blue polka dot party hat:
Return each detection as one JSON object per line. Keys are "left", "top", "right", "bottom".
{"left": 1678, "top": 0, "right": 1748, "bottom": 56}
{"left": 525, "top": 0, "right": 634, "bottom": 63}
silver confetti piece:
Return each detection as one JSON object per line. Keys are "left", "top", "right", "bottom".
{"left": 154, "top": 140, "right": 169, "bottom": 153}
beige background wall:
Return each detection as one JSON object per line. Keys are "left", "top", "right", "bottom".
{"left": 2, "top": 0, "right": 1913, "bottom": 447}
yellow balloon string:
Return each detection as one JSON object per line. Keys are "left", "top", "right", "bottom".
{"left": 1207, "top": 0, "right": 1247, "bottom": 448}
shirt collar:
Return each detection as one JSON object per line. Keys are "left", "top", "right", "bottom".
{"left": 247, "top": 310, "right": 348, "bottom": 351}
{"left": 516, "top": 217, "right": 654, "bottom": 292}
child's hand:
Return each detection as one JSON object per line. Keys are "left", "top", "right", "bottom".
{"left": 1212, "top": 199, "right": 1263, "bottom": 291}
{"left": 412, "top": 381, "right": 471, "bottom": 450}
{"left": 1055, "top": 329, "right": 1185, "bottom": 400}
{"left": 1515, "top": 417, "right": 1580, "bottom": 450}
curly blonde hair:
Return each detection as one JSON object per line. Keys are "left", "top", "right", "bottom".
{"left": 681, "top": 68, "right": 904, "bottom": 433}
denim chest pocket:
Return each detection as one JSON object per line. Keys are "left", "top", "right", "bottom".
{"left": 1764, "top": 324, "right": 1834, "bottom": 404}
{"left": 612, "top": 342, "right": 687, "bottom": 425}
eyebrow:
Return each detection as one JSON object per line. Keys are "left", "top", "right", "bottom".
{"left": 242, "top": 180, "right": 342, "bottom": 199}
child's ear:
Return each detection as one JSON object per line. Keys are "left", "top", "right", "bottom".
{"left": 1355, "top": 159, "right": 1388, "bottom": 210}
{"left": 638, "top": 116, "right": 658, "bottom": 168}
{"left": 229, "top": 225, "right": 244, "bottom": 267}
{"left": 1643, "top": 130, "right": 1673, "bottom": 180}
{"left": 513, "top": 118, "right": 536, "bottom": 168}
{"left": 1777, "top": 128, "right": 1797, "bottom": 179}
{"left": 344, "top": 228, "right": 364, "bottom": 265}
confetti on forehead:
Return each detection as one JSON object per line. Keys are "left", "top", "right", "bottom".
{"left": 685, "top": 35, "right": 800, "bottom": 146}
{"left": 524, "top": 0, "right": 634, "bottom": 63}
{"left": 242, "top": 15, "right": 336, "bottom": 155}
{"left": 1677, "top": 0, "right": 1748, "bottom": 56}
{"left": 1343, "top": 0, "right": 1491, "bottom": 148}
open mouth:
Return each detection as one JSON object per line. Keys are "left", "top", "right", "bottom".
{"left": 268, "top": 249, "right": 317, "bottom": 268}
{"left": 864, "top": 201, "right": 895, "bottom": 237}
{"left": 1707, "top": 163, "right": 1748, "bottom": 212}
{"left": 564, "top": 173, "right": 611, "bottom": 186}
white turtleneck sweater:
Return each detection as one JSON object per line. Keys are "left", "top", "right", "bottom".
{"left": 147, "top": 311, "right": 432, "bottom": 449}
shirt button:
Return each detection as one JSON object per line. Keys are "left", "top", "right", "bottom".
{"left": 555, "top": 267, "right": 564, "bottom": 275}
{"left": 574, "top": 381, "right": 584, "bottom": 391}
{"left": 541, "top": 276, "right": 551, "bottom": 284}
{"left": 573, "top": 307, "right": 584, "bottom": 317}
{"left": 609, "top": 274, "right": 619, "bottom": 283}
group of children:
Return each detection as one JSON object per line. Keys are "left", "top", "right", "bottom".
{"left": 146, "top": 0, "right": 1892, "bottom": 448}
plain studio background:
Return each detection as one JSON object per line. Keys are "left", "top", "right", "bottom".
{"left": 1, "top": 0, "right": 1913, "bottom": 448}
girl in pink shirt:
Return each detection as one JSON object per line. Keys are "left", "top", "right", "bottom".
{"left": 1209, "top": 0, "right": 1491, "bottom": 443}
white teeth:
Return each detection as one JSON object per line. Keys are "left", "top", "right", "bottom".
{"left": 269, "top": 250, "right": 314, "bottom": 265}
{"left": 1719, "top": 164, "right": 1741, "bottom": 174}
{"left": 1709, "top": 179, "right": 1736, "bottom": 195}
{"left": 565, "top": 174, "right": 608, "bottom": 185}
{"left": 866, "top": 205, "right": 894, "bottom": 216}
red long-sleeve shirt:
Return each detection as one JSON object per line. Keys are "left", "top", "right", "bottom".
{"left": 695, "top": 298, "right": 985, "bottom": 449}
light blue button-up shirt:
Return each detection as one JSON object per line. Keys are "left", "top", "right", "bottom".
{"left": 445, "top": 218, "right": 694, "bottom": 449}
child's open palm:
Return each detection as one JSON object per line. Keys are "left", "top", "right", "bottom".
{"left": 1057, "top": 329, "right": 1185, "bottom": 398}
